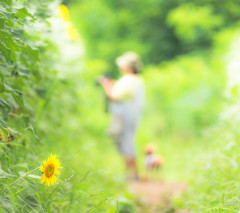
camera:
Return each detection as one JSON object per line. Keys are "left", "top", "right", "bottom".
{"left": 95, "top": 73, "right": 112, "bottom": 86}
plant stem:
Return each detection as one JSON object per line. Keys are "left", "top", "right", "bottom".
{"left": 2, "top": 166, "right": 40, "bottom": 194}
{"left": 10, "top": 166, "right": 40, "bottom": 187}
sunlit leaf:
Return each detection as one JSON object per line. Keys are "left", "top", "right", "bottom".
{"left": 15, "top": 7, "right": 34, "bottom": 20}
{"left": 0, "top": 0, "right": 12, "bottom": 6}
{"left": 0, "top": 168, "right": 16, "bottom": 178}
{"left": 19, "top": 171, "right": 41, "bottom": 179}
{"left": 4, "top": 83, "right": 24, "bottom": 108}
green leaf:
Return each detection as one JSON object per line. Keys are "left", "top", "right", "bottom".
{"left": 22, "top": 45, "right": 39, "bottom": 61}
{"left": 16, "top": 67, "right": 30, "bottom": 77}
{"left": 7, "top": 126, "right": 17, "bottom": 134}
{"left": 4, "top": 83, "right": 24, "bottom": 108}
{"left": 0, "top": 29, "right": 17, "bottom": 51}
{"left": 0, "top": 97, "right": 10, "bottom": 109}
{"left": 0, "top": 42, "right": 11, "bottom": 62}
{"left": 0, "top": 81, "right": 4, "bottom": 92}
{"left": 0, "top": 117, "right": 7, "bottom": 128}
{"left": 15, "top": 7, "right": 34, "bottom": 20}
{"left": 19, "top": 171, "right": 41, "bottom": 179}
{"left": 5, "top": 92, "right": 18, "bottom": 108}
{"left": 0, "top": 6, "right": 11, "bottom": 21}
{"left": 0, "top": 168, "right": 16, "bottom": 178}
{"left": 0, "top": 0, "right": 12, "bottom": 6}
{"left": 0, "top": 17, "right": 5, "bottom": 29}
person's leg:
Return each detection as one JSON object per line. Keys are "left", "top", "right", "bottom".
{"left": 125, "top": 157, "right": 139, "bottom": 180}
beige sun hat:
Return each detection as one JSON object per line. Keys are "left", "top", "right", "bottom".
{"left": 116, "top": 51, "right": 143, "bottom": 73}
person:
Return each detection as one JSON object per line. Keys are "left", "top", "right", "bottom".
{"left": 99, "top": 51, "right": 145, "bottom": 180}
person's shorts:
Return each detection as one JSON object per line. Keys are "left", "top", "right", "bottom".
{"left": 108, "top": 115, "right": 138, "bottom": 158}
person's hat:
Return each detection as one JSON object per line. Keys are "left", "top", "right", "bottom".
{"left": 116, "top": 51, "right": 143, "bottom": 73}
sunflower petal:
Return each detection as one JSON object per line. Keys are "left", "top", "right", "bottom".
{"left": 40, "top": 177, "right": 45, "bottom": 184}
{"left": 55, "top": 169, "right": 60, "bottom": 175}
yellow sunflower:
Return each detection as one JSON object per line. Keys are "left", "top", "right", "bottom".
{"left": 39, "top": 154, "right": 62, "bottom": 186}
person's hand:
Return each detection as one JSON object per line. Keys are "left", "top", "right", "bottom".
{"left": 98, "top": 77, "right": 115, "bottom": 98}
{"left": 98, "top": 77, "right": 114, "bottom": 87}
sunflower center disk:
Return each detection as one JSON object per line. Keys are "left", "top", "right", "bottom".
{"left": 45, "top": 163, "right": 54, "bottom": 178}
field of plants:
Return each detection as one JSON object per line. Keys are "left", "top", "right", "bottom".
{"left": 1, "top": 0, "right": 240, "bottom": 212}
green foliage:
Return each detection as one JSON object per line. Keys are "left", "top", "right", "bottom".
{"left": 167, "top": 4, "right": 223, "bottom": 42}
{"left": 143, "top": 54, "right": 224, "bottom": 137}
{"left": 70, "top": 0, "right": 240, "bottom": 69}
{"left": 0, "top": 0, "right": 68, "bottom": 212}
{"left": 180, "top": 34, "right": 240, "bottom": 212}
{"left": 68, "top": 0, "right": 240, "bottom": 212}
{"left": 0, "top": 0, "right": 56, "bottom": 132}
{"left": 1, "top": 0, "right": 240, "bottom": 212}
{"left": 0, "top": 0, "right": 131, "bottom": 212}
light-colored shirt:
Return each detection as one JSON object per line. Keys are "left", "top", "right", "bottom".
{"left": 109, "top": 74, "right": 145, "bottom": 121}
{"left": 111, "top": 75, "right": 145, "bottom": 102}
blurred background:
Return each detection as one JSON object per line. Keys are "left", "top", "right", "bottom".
{"left": 2, "top": 0, "right": 240, "bottom": 212}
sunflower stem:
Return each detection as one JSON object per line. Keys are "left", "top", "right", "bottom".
{"left": 44, "top": 184, "right": 60, "bottom": 207}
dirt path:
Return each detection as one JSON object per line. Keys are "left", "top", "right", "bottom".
{"left": 128, "top": 181, "right": 190, "bottom": 213}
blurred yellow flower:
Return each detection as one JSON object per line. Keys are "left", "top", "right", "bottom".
{"left": 0, "top": 132, "right": 6, "bottom": 141}
{"left": 0, "top": 129, "right": 9, "bottom": 142}
{"left": 39, "top": 154, "right": 62, "bottom": 186}
{"left": 67, "top": 25, "right": 79, "bottom": 40}
{"left": 58, "top": 4, "right": 70, "bottom": 22}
